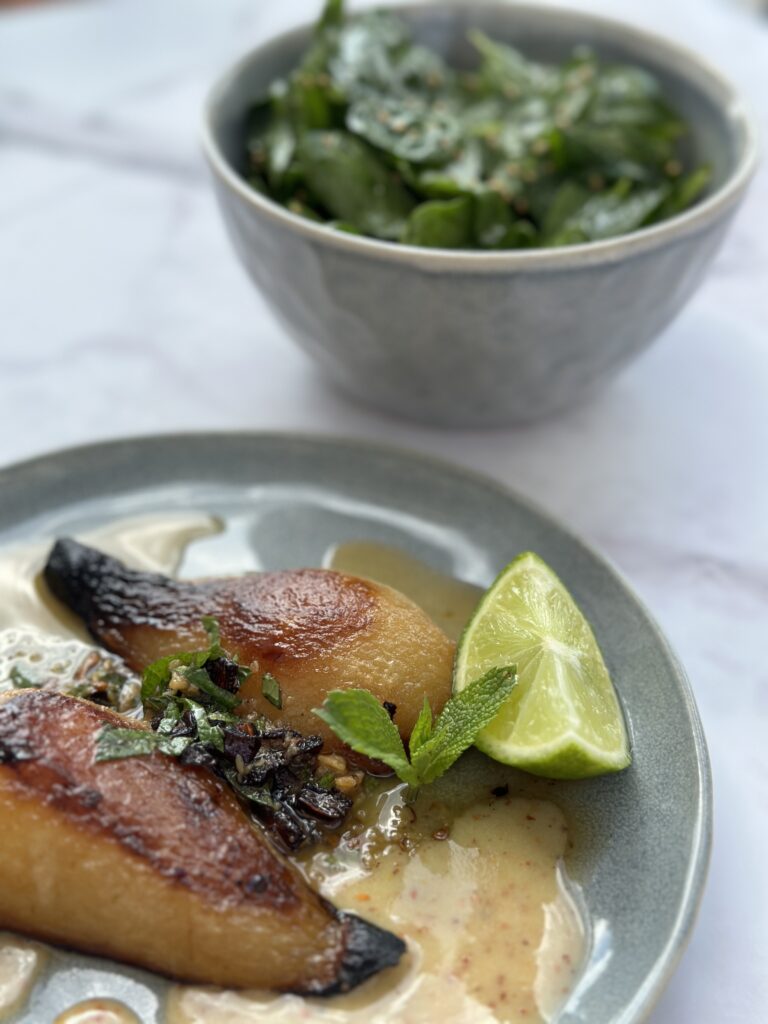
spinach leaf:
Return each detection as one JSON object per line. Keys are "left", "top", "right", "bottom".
{"left": 403, "top": 196, "right": 474, "bottom": 248}
{"left": 347, "top": 95, "right": 460, "bottom": 165}
{"left": 413, "top": 140, "right": 485, "bottom": 199}
{"left": 298, "top": 131, "right": 415, "bottom": 239}
{"left": 546, "top": 180, "right": 670, "bottom": 245}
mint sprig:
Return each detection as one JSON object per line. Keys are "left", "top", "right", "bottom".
{"left": 313, "top": 666, "right": 516, "bottom": 790}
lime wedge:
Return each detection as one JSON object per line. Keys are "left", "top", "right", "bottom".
{"left": 454, "top": 552, "right": 630, "bottom": 779}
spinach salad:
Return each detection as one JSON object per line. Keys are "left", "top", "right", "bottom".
{"left": 243, "top": 0, "right": 709, "bottom": 249}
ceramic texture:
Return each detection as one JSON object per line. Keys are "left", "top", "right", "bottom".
{"left": 0, "top": 433, "right": 710, "bottom": 1024}
{"left": 202, "top": 3, "right": 757, "bottom": 428}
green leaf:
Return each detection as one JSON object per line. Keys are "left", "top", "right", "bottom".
{"left": 184, "top": 666, "right": 241, "bottom": 711}
{"left": 313, "top": 689, "right": 418, "bottom": 786}
{"left": 413, "top": 140, "right": 485, "bottom": 199}
{"left": 410, "top": 666, "right": 517, "bottom": 786}
{"left": 318, "top": 0, "right": 344, "bottom": 33}
{"left": 329, "top": 11, "right": 410, "bottom": 98}
{"left": 315, "top": 668, "right": 516, "bottom": 791}
{"left": 497, "top": 219, "right": 538, "bottom": 248}
{"left": 181, "top": 699, "right": 226, "bottom": 751}
{"left": 201, "top": 616, "right": 221, "bottom": 647}
{"left": 541, "top": 180, "right": 591, "bottom": 241}
{"left": 10, "top": 665, "right": 39, "bottom": 689}
{"left": 316, "top": 771, "right": 336, "bottom": 790}
{"left": 473, "top": 189, "right": 512, "bottom": 247}
{"left": 155, "top": 702, "right": 183, "bottom": 734}
{"left": 140, "top": 655, "right": 175, "bottom": 707}
{"left": 298, "top": 131, "right": 415, "bottom": 240}
{"left": 546, "top": 180, "right": 669, "bottom": 245}
{"left": 262, "top": 672, "right": 283, "bottom": 710}
{"left": 469, "top": 30, "right": 558, "bottom": 97}
{"left": 139, "top": 621, "right": 246, "bottom": 711}
{"left": 95, "top": 726, "right": 159, "bottom": 761}
{"left": 403, "top": 196, "right": 474, "bottom": 248}
{"left": 653, "top": 165, "right": 711, "bottom": 221}
{"left": 347, "top": 95, "right": 460, "bottom": 166}
{"left": 408, "top": 697, "right": 433, "bottom": 755}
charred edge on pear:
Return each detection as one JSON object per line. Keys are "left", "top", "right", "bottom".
{"left": 0, "top": 691, "right": 406, "bottom": 993}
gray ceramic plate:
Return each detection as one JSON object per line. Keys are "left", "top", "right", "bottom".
{"left": 0, "top": 433, "right": 710, "bottom": 1024}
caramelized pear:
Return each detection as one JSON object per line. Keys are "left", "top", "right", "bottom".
{"left": 0, "top": 690, "right": 404, "bottom": 991}
{"left": 43, "top": 540, "right": 455, "bottom": 757}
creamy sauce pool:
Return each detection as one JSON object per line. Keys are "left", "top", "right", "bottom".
{"left": 0, "top": 522, "right": 584, "bottom": 1024}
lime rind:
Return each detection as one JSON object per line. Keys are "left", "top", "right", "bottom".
{"left": 454, "top": 551, "right": 631, "bottom": 778}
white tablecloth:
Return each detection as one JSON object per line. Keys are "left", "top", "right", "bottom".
{"left": 1, "top": 1, "right": 766, "bottom": 1020}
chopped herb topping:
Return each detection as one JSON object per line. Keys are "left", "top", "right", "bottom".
{"left": 95, "top": 620, "right": 353, "bottom": 851}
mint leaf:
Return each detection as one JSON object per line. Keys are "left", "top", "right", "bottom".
{"left": 184, "top": 666, "right": 241, "bottom": 710}
{"left": 262, "top": 672, "right": 282, "bottom": 709}
{"left": 182, "top": 699, "right": 226, "bottom": 752}
{"left": 201, "top": 615, "right": 221, "bottom": 648}
{"left": 408, "top": 696, "right": 433, "bottom": 755}
{"left": 95, "top": 726, "right": 159, "bottom": 761}
{"left": 313, "top": 689, "right": 418, "bottom": 786}
{"left": 411, "top": 666, "right": 516, "bottom": 785}
{"left": 140, "top": 618, "right": 247, "bottom": 710}
{"left": 314, "top": 667, "right": 516, "bottom": 791}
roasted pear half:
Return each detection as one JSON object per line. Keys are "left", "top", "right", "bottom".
{"left": 43, "top": 539, "right": 455, "bottom": 756}
{"left": 0, "top": 689, "right": 404, "bottom": 992}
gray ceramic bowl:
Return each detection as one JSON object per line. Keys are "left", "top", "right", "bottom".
{"left": 202, "top": 3, "right": 757, "bottom": 428}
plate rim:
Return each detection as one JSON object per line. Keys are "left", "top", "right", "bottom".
{"left": 0, "top": 430, "right": 712, "bottom": 1023}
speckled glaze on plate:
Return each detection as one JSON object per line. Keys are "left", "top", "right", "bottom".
{"left": 0, "top": 433, "right": 711, "bottom": 1024}
{"left": 203, "top": 3, "right": 758, "bottom": 427}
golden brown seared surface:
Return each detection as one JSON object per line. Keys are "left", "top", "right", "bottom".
{"left": 43, "top": 540, "right": 455, "bottom": 756}
{"left": 0, "top": 690, "right": 404, "bottom": 992}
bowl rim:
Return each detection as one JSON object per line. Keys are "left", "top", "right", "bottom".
{"left": 201, "top": 0, "right": 759, "bottom": 272}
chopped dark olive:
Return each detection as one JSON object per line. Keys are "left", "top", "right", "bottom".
{"left": 247, "top": 0, "right": 711, "bottom": 248}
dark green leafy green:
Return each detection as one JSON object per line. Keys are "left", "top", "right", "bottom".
{"left": 413, "top": 141, "right": 484, "bottom": 199}
{"left": 242, "top": 0, "right": 709, "bottom": 249}
{"left": 298, "top": 131, "right": 415, "bottom": 239}
{"left": 545, "top": 179, "right": 670, "bottom": 245}
{"left": 314, "top": 666, "right": 517, "bottom": 791}
{"left": 403, "top": 196, "right": 474, "bottom": 248}
{"left": 347, "top": 95, "right": 460, "bottom": 165}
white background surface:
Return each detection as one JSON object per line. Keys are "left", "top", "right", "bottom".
{"left": 0, "top": 0, "right": 766, "bottom": 1020}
